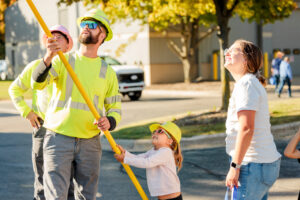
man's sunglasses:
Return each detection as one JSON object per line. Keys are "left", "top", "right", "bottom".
{"left": 152, "top": 128, "right": 171, "bottom": 139}
{"left": 80, "top": 21, "right": 99, "bottom": 29}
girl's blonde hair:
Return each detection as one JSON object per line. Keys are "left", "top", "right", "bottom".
{"left": 170, "top": 137, "right": 183, "bottom": 171}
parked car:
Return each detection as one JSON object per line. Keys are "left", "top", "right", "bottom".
{"left": 100, "top": 55, "right": 145, "bottom": 101}
{"left": 0, "top": 60, "right": 9, "bottom": 80}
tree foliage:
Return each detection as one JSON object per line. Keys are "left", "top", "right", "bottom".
{"left": 58, "top": 0, "right": 296, "bottom": 109}
{"left": 212, "top": 0, "right": 296, "bottom": 110}
{"left": 0, "top": 0, "right": 17, "bottom": 42}
{"left": 59, "top": 0, "right": 219, "bottom": 83}
{"left": 0, "top": 0, "right": 17, "bottom": 58}
{"left": 236, "top": 0, "right": 297, "bottom": 24}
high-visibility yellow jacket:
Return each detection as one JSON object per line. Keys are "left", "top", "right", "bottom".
{"left": 31, "top": 52, "right": 122, "bottom": 139}
{"left": 9, "top": 59, "right": 52, "bottom": 120}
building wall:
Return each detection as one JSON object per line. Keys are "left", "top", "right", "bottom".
{"left": 198, "top": 17, "right": 256, "bottom": 80}
{"left": 5, "top": 1, "right": 42, "bottom": 76}
{"left": 198, "top": 8, "right": 300, "bottom": 79}
{"left": 100, "top": 20, "right": 151, "bottom": 85}
{"left": 5, "top": 2, "right": 300, "bottom": 82}
{"left": 4, "top": 1, "right": 81, "bottom": 77}
{"left": 148, "top": 32, "right": 182, "bottom": 83}
{"left": 263, "top": 9, "right": 300, "bottom": 75}
{"left": 5, "top": 1, "right": 151, "bottom": 82}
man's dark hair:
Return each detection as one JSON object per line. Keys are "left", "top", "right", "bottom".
{"left": 51, "top": 31, "right": 69, "bottom": 43}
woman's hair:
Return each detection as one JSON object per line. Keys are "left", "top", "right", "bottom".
{"left": 235, "top": 39, "right": 266, "bottom": 86}
{"left": 170, "top": 138, "right": 183, "bottom": 171}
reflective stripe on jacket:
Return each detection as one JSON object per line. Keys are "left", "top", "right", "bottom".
{"left": 32, "top": 51, "right": 121, "bottom": 138}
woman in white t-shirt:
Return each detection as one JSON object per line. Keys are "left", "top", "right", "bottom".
{"left": 224, "top": 39, "right": 281, "bottom": 200}
{"left": 114, "top": 121, "right": 183, "bottom": 200}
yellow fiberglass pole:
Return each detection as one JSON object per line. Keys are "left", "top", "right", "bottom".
{"left": 25, "top": 0, "right": 148, "bottom": 199}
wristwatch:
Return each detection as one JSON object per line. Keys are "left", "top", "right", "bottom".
{"left": 230, "top": 162, "right": 242, "bottom": 169}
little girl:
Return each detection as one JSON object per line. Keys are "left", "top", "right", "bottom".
{"left": 114, "top": 121, "right": 183, "bottom": 200}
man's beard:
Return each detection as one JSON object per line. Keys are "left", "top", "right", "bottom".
{"left": 79, "top": 31, "right": 100, "bottom": 44}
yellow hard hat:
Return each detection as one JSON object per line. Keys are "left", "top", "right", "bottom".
{"left": 149, "top": 121, "right": 182, "bottom": 144}
{"left": 77, "top": 9, "right": 113, "bottom": 41}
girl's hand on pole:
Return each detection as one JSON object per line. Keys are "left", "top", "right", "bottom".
{"left": 114, "top": 144, "right": 125, "bottom": 162}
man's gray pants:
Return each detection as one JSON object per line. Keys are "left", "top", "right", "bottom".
{"left": 33, "top": 126, "right": 75, "bottom": 200}
{"left": 32, "top": 126, "right": 47, "bottom": 200}
{"left": 43, "top": 130, "right": 102, "bottom": 200}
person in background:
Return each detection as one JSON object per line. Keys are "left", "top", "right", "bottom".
{"left": 284, "top": 127, "right": 300, "bottom": 159}
{"left": 8, "top": 25, "right": 74, "bottom": 200}
{"left": 284, "top": 127, "right": 300, "bottom": 199}
{"left": 271, "top": 51, "right": 284, "bottom": 92}
{"left": 114, "top": 121, "right": 183, "bottom": 200}
{"left": 277, "top": 56, "right": 293, "bottom": 98}
{"left": 224, "top": 39, "right": 281, "bottom": 200}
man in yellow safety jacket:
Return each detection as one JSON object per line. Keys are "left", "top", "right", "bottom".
{"left": 31, "top": 9, "right": 121, "bottom": 199}
{"left": 9, "top": 25, "right": 74, "bottom": 200}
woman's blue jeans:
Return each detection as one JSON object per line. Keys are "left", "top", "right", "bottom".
{"left": 227, "top": 158, "right": 281, "bottom": 200}
{"left": 278, "top": 76, "right": 291, "bottom": 97}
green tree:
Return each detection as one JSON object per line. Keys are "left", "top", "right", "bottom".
{"left": 0, "top": 0, "right": 17, "bottom": 58}
{"left": 60, "top": 0, "right": 218, "bottom": 83}
{"left": 59, "top": 0, "right": 296, "bottom": 110}
{"left": 213, "top": 0, "right": 296, "bottom": 110}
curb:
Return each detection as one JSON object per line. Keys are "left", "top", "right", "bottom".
{"left": 100, "top": 121, "right": 300, "bottom": 152}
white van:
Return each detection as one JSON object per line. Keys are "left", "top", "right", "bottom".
{"left": 0, "top": 60, "right": 9, "bottom": 80}
{"left": 100, "top": 56, "right": 145, "bottom": 101}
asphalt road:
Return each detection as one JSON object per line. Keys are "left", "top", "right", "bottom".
{"left": 0, "top": 90, "right": 300, "bottom": 199}
{"left": 0, "top": 91, "right": 221, "bottom": 133}
{"left": 0, "top": 131, "right": 299, "bottom": 200}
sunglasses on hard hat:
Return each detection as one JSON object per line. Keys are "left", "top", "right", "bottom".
{"left": 152, "top": 128, "right": 172, "bottom": 139}
{"left": 80, "top": 21, "right": 99, "bottom": 29}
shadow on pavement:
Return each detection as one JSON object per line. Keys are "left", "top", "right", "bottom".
{"left": 0, "top": 113, "right": 19, "bottom": 117}
{"left": 0, "top": 133, "right": 299, "bottom": 200}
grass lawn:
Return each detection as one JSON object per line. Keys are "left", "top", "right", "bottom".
{"left": 0, "top": 81, "right": 13, "bottom": 100}
{"left": 0, "top": 80, "right": 32, "bottom": 100}
{"left": 269, "top": 98, "right": 300, "bottom": 124}
{"left": 111, "top": 122, "right": 226, "bottom": 139}
{"left": 111, "top": 97, "right": 300, "bottom": 139}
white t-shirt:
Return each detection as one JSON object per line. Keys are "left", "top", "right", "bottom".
{"left": 225, "top": 73, "right": 281, "bottom": 163}
{"left": 124, "top": 147, "right": 180, "bottom": 197}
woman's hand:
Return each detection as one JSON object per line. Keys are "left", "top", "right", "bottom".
{"left": 114, "top": 144, "right": 126, "bottom": 162}
{"left": 226, "top": 167, "right": 240, "bottom": 190}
